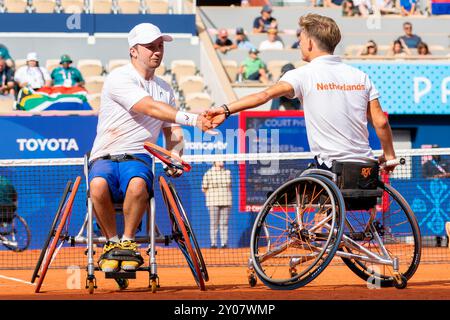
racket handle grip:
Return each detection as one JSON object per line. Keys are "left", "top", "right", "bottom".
{"left": 383, "top": 158, "right": 406, "bottom": 167}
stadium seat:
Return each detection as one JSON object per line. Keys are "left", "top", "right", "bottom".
{"left": 178, "top": 75, "right": 205, "bottom": 96}
{"left": 184, "top": 92, "right": 213, "bottom": 112}
{"left": 0, "top": 97, "right": 15, "bottom": 113}
{"left": 93, "top": 0, "right": 112, "bottom": 13}
{"left": 46, "top": 59, "right": 61, "bottom": 73}
{"left": 267, "top": 60, "right": 290, "bottom": 81}
{"left": 77, "top": 59, "right": 104, "bottom": 78}
{"left": 107, "top": 59, "right": 129, "bottom": 72}
{"left": 3, "top": 0, "right": 28, "bottom": 13}
{"left": 33, "top": 0, "right": 56, "bottom": 13}
{"left": 429, "top": 45, "right": 445, "bottom": 53}
{"left": 344, "top": 45, "right": 364, "bottom": 56}
{"left": 145, "top": 0, "right": 169, "bottom": 14}
{"left": 14, "top": 59, "right": 27, "bottom": 70}
{"left": 85, "top": 76, "right": 105, "bottom": 94}
{"left": 222, "top": 59, "right": 238, "bottom": 82}
{"left": 60, "top": 0, "right": 85, "bottom": 13}
{"left": 170, "top": 60, "right": 196, "bottom": 83}
{"left": 155, "top": 62, "right": 166, "bottom": 76}
{"left": 118, "top": 0, "right": 142, "bottom": 13}
{"left": 88, "top": 94, "right": 102, "bottom": 111}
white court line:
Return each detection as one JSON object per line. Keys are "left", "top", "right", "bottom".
{"left": 0, "top": 274, "right": 35, "bottom": 286}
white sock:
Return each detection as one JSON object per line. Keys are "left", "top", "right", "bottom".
{"left": 108, "top": 235, "right": 120, "bottom": 243}
{"left": 122, "top": 235, "right": 135, "bottom": 242}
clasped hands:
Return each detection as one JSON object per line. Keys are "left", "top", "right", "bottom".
{"left": 195, "top": 105, "right": 228, "bottom": 132}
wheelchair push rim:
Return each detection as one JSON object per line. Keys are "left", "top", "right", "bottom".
{"left": 31, "top": 180, "right": 73, "bottom": 284}
{"left": 167, "top": 182, "right": 209, "bottom": 282}
{"left": 250, "top": 175, "right": 346, "bottom": 290}
{"left": 340, "top": 182, "right": 422, "bottom": 287}
{"left": 159, "top": 176, "right": 206, "bottom": 291}
{"left": 34, "top": 176, "right": 81, "bottom": 293}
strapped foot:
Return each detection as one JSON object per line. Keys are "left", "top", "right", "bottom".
{"left": 98, "top": 241, "right": 121, "bottom": 272}
{"left": 119, "top": 240, "right": 144, "bottom": 271}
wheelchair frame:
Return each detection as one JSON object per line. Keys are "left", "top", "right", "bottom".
{"left": 32, "top": 152, "right": 208, "bottom": 293}
{"left": 247, "top": 166, "right": 421, "bottom": 290}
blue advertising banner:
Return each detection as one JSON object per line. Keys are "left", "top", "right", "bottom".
{"left": 353, "top": 62, "right": 450, "bottom": 115}
{"left": 0, "top": 114, "right": 98, "bottom": 159}
{"left": 0, "top": 13, "right": 196, "bottom": 35}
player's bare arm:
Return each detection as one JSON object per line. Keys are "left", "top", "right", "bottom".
{"left": 367, "top": 98, "right": 396, "bottom": 171}
{"left": 131, "top": 96, "right": 213, "bottom": 132}
{"left": 206, "top": 81, "right": 294, "bottom": 128}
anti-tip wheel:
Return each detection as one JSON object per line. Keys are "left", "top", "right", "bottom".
{"left": 248, "top": 274, "right": 257, "bottom": 287}
{"left": 150, "top": 280, "right": 157, "bottom": 293}
{"left": 394, "top": 275, "right": 408, "bottom": 289}
{"left": 87, "top": 280, "right": 95, "bottom": 294}
{"left": 116, "top": 278, "right": 129, "bottom": 290}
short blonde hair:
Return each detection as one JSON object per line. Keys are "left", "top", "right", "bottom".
{"left": 299, "top": 14, "right": 341, "bottom": 53}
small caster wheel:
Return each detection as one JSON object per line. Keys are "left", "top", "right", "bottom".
{"left": 289, "top": 268, "right": 298, "bottom": 278}
{"left": 248, "top": 274, "right": 257, "bottom": 287}
{"left": 87, "top": 280, "right": 95, "bottom": 294}
{"left": 394, "top": 275, "right": 407, "bottom": 289}
{"left": 150, "top": 279, "right": 157, "bottom": 293}
{"left": 116, "top": 278, "right": 129, "bottom": 290}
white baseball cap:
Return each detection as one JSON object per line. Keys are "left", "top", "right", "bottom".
{"left": 26, "top": 52, "right": 38, "bottom": 61}
{"left": 128, "top": 23, "right": 173, "bottom": 48}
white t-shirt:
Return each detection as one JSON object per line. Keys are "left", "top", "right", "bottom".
{"left": 14, "top": 66, "right": 51, "bottom": 89}
{"left": 279, "top": 55, "right": 380, "bottom": 167}
{"left": 90, "top": 63, "right": 178, "bottom": 160}
{"left": 259, "top": 40, "right": 284, "bottom": 51}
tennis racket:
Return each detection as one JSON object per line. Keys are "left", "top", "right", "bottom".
{"left": 143, "top": 142, "right": 191, "bottom": 172}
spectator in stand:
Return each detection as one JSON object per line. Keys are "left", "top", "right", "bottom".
{"left": 397, "top": 22, "right": 422, "bottom": 48}
{"left": 291, "top": 29, "right": 301, "bottom": 49}
{"left": 0, "top": 55, "right": 15, "bottom": 97}
{"left": 342, "top": 0, "right": 357, "bottom": 16}
{"left": 353, "top": 0, "right": 372, "bottom": 17}
{"left": 14, "top": 52, "right": 52, "bottom": 90}
{"left": 0, "top": 44, "right": 14, "bottom": 69}
{"left": 253, "top": 5, "right": 278, "bottom": 34}
{"left": 259, "top": 28, "right": 284, "bottom": 51}
{"left": 324, "top": 0, "right": 344, "bottom": 7}
{"left": 387, "top": 39, "right": 411, "bottom": 57}
{"left": 417, "top": 42, "right": 431, "bottom": 56}
{"left": 238, "top": 48, "right": 269, "bottom": 84}
{"left": 51, "top": 54, "right": 85, "bottom": 87}
{"left": 375, "top": 0, "right": 399, "bottom": 14}
{"left": 400, "top": 0, "right": 419, "bottom": 15}
{"left": 234, "top": 27, "right": 256, "bottom": 51}
{"left": 358, "top": 40, "right": 378, "bottom": 56}
{"left": 214, "top": 29, "right": 236, "bottom": 54}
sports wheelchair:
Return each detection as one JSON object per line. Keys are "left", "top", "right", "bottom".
{"left": 31, "top": 142, "right": 208, "bottom": 294}
{"left": 247, "top": 158, "right": 421, "bottom": 290}
{"left": 0, "top": 213, "right": 30, "bottom": 252}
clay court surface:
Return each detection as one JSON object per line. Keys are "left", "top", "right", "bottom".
{"left": 1, "top": 258, "right": 450, "bottom": 300}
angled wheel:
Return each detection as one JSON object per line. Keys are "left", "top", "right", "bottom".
{"left": 167, "top": 181, "right": 209, "bottom": 282}
{"left": 250, "top": 174, "right": 346, "bottom": 290}
{"left": 1, "top": 214, "right": 31, "bottom": 252}
{"left": 33, "top": 177, "right": 81, "bottom": 293}
{"left": 159, "top": 176, "right": 206, "bottom": 291}
{"left": 340, "top": 183, "right": 421, "bottom": 287}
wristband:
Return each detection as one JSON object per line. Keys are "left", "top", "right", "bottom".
{"left": 175, "top": 111, "right": 199, "bottom": 126}
{"left": 221, "top": 104, "right": 231, "bottom": 119}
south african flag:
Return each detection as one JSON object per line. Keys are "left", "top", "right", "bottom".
{"left": 16, "top": 86, "right": 92, "bottom": 111}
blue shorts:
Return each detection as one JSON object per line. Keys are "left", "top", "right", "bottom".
{"left": 88, "top": 153, "right": 154, "bottom": 204}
